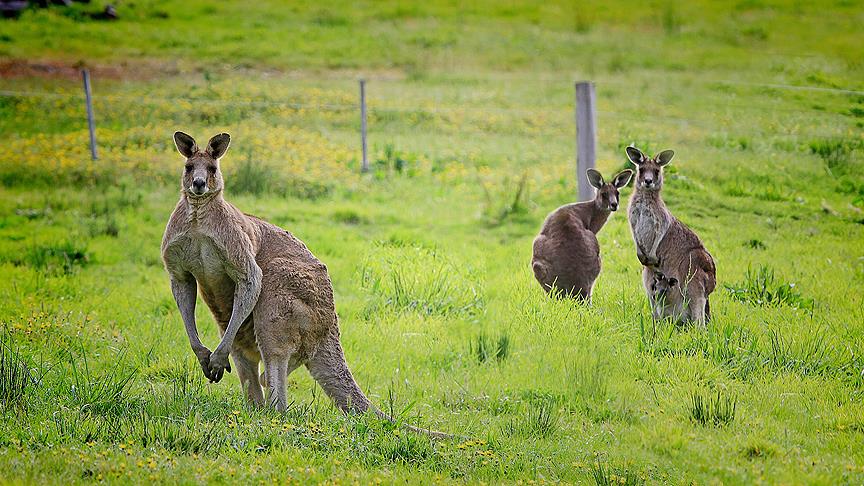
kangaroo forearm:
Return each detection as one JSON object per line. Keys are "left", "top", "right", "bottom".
{"left": 648, "top": 220, "right": 671, "bottom": 260}
{"left": 214, "top": 271, "right": 262, "bottom": 355}
{"left": 648, "top": 237, "right": 662, "bottom": 260}
{"left": 170, "top": 278, "right": 206, "bottom": 353}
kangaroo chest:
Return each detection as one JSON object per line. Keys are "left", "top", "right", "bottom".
{"left": 629, "top": 197, "right": 665, "bottom": 250}
{"left": 172, "top": 232, "right": 236, "bottom": 316}
{"left": 186, "top": 236, "right": 228, "bottom": 278}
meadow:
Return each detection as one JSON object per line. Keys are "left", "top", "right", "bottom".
{"left": 1, "top": 0, "right": 863, "bottom": 483}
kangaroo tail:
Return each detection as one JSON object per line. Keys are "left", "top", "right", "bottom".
{"left": 306, "top": 326, "right": 454, "bottom": 440}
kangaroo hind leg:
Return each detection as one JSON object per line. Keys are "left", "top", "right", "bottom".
{"left": 685, "top": 272, "right": 710, "bottom": 328}
{"left": 260, "top": 351, "right": 301, "bottom": 412}
{"left": 232, "top": 350, "right": 264, "bottom": 407}
{"left": 255, "top": 313, "right": 301, "bottom": 412}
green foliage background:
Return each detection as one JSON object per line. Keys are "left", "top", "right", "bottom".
{"left": 0, "top": 0, "right": 862, "bottom": 484}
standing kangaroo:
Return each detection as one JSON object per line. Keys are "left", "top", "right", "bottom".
{"left": 161, "top": 131, "right": 447, "bottom": 437}
{"left": 625, "top": 146, "right": 716, "bottom": 326}
{"left": 531, "top": 168, "right": 633, "bottom": 300}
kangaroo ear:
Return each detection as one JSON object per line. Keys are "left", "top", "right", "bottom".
{"left": 625, "top": 146, "right": 647, "bottom": 165}
{"left": 586, "top": 169, "right": 604, "bottom": 189}
{"left": 206, "top": 133, "right": 231, "bottom": 159}
{"left": 612, "top": 169, "right": 633, "bottom": 188}
{"left": 656, "top": 149, "right": 675, "bottom": 166}
{"left": 668, "top": 277, "right": 678, "bottom": 286}
{"left": 173, "top": 131, "right": 198, "bottom": 158}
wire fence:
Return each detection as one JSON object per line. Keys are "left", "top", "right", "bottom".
{"left": 3, "top": 76, "right": 860, "bottom": 110}
{"left": 1, "top": 71, "right": 860, "bottom": 173}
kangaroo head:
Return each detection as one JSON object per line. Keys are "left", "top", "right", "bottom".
{"left": 173, "top": 132, "right": 230, "bottom": 199}
{"left": 625, "top": 146, "right": 674, "bottom": 192}
{"left": 651, "top": 271, "right": 678, "bottom": 298}
{"left": 586, "top": 168, "right": 633, "bottom": 211}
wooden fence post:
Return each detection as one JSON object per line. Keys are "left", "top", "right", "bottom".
{"left": 82, "top": 69, "right": 98, "bottom": 161}
{"left": 359, "top": 79, "right": 368, "bottom": 173}
{"left": 575, "top": 81, "right": 596, "bottom": 201}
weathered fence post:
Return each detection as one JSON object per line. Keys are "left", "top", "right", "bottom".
{"left": 359, "top": 79, "right": 368, "bottom": 173}
{"left": 81, "top": 69, "right": 98, "bottom": 161}
{"left": 575, "top": 81, "right": 596, "bottom": 201}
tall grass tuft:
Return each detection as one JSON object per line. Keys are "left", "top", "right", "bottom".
{"left": 480, "top": 173, "right": 530, "bottom": 226}
{"left": 380, "top": 432, "right": 434, "bottom": 465}
{"left": 743, "top": 239, "right": 766, "bottom": 250}
{"left": 138, "top": 415, "right": 225, "bottom": 454}
{"left": 67, "top": 348, "right": 138, "bottom": 415}
{"left": 591, "top": 460, "right": 646, "bottom": 486}
{"left": 563, "top": 351, "right": 634, "bottom": 422}
{"left": 566, "top": 355, "right": 608, "bottom": 405}
{"left": 229, "top": 150, "right": 275, "bottom": 195}
{"left": 660, "top": 3, "right": 681, "bottom": 35}
{"left": 473, "top": 333, "right": 511, "bottom": 364}
{"left": 375, "top": 143, "right": 417, "bottom": 176}
{"left": 503, "top": 402, "right": 559, "bottom": 438}
{"left": 724, "top": 265, "right": 813, "bottom": 309}
{"left": 690, "top": 390, "right": 737, "bottom": 427}
{"left": 527, "top": 403, "right": 559, "bottom": 437}
{"left": 361, "top": 245, "right": 483, "bottom": 317}
{"left": 0, "top": 333, "right": 32, "bottom": 408}
{"left": 18, "top": 240, "right": 89, "bottom": 274}
{"left": 764, "top": 329, "right": 849, "bottom": 378}
{"left": 87, "top": 212, "right": 120, "bottom": 237}
{"left": 495, "top": 334, "right": 510, "bottom": 362}
{"left": 809, "top": 137, "right": 862, "bottom": 174}
{"left": 706, "top": 322, "right": 761, "bottom": 380}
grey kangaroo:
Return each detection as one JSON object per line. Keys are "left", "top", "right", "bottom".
{"left": 532, "top": 168, "right": 633, "bottom": 300}
{"left": 161, "top": 131, "right": 448, "bottom": 438}
{"left": 625, "top": 146, "right": 715, "bottom": 326}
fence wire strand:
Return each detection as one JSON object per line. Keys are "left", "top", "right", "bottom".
{"left": 0, "top": 77, "right": 858, "bottom": 141}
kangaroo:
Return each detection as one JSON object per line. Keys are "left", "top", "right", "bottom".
{"left": 649, "top": 271, "right": 682, "bottom": 321}
{"left": 625, "top": 146, "right": 716, "bottom": 326}
{"left": 531, "top": 168, "right": 633, "bottom": 300}
{"left": 161, "top": 131, "right": 448, "bottom": 438}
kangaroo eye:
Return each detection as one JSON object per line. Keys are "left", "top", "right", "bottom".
{"left": 185, "top": 164, "right": 193, "bottom": 172}
{"left": 207, "top": 166, "right": 217, "bottom": 174}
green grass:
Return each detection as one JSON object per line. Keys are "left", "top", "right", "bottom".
{"left": 724, "top": 265, "right": 815, "bottom": 310}
{"left": 1, "top": 0, "right": 864, "bottom": 484}
{"left": 591, "top": 460, "right": 647, "bottom": 486}
{"left": 690, "top": 390, "right": 737, "bottom": 427}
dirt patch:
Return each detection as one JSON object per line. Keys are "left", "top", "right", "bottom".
{"left": 0, "top": 58, "right": 408, "bottom": 82}
{"left": 0, "top": 59, "right": 181, "bottom": 80}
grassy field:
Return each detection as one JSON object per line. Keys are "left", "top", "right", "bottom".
{"left": 1, "top": 0, "right": 863, "bottom": 484}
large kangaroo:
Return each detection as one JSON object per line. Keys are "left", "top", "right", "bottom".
{"left": 625, "top": 146, "right": 715, "bottom": 325}
{"left": 161, "top": 131, "right": 447, "bottom": 437}
{"left": 531, "top": 168, "right": 633, "bottom": 300}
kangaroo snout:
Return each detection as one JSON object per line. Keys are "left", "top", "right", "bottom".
{"left": 191, "top": 177, "right": 207, "bottom": 194}
{"left": 610, "top": 202, "right": 619, "bottom": 211}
